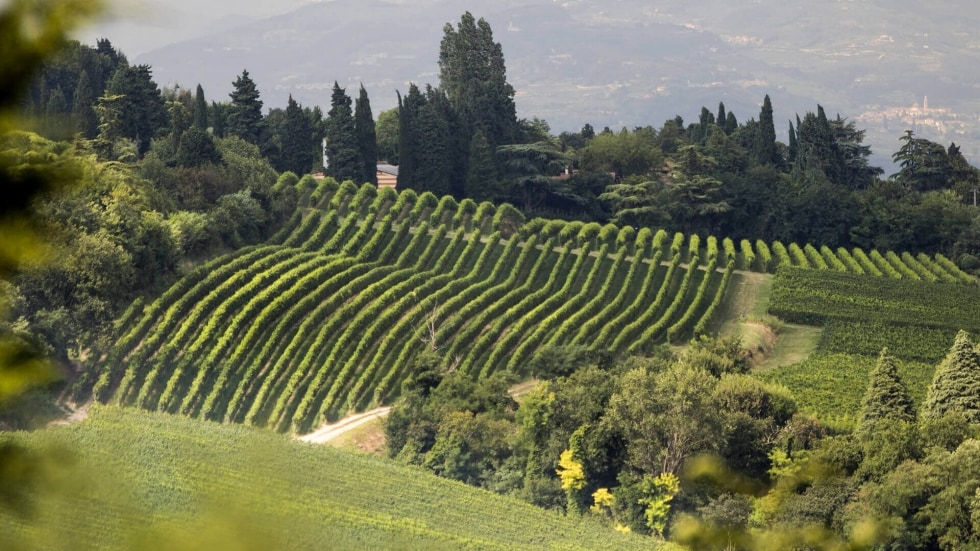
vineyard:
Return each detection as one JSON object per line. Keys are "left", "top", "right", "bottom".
{"left": 759, "top": 266, "right": 980, "bottom": 424}
{"left": 79, "top": 178, "right": 975, "bottom": 434}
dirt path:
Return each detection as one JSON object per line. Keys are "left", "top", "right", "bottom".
{"left": 297, "top": 407, "right": 392, "bottom": 444}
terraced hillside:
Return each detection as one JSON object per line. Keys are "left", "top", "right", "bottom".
{"left": 78, "top": 178, "right": 975, "bottom": 434}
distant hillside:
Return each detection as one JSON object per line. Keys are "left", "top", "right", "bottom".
{"left": 132, "top": 0, "right": 980, "bottom": 168}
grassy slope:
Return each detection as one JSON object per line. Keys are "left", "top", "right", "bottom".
{"left": 715, "top": 271, "right": 823, "bottom": 371}
{"left": 725, "top": 268, "right": 972, "bottom": 426}
{"left": 713, "top": 269, "right": 935, "bottom": 426}
{"left": 0, "top": 406, "right": 657, "bottom": 551}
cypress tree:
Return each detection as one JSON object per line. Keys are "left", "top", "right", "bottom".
{"left": 466, "top": 128, "right": 497, "bottom": 201}
{"left": 856, "top": 348, "right": 915, "bottom": 435}
{"left": 695, "top": 106, "right": 714, "bottom": 144}
{"left": 439, "top": 12, "right": 519, "bottom": 149}
{"left": 788, "top": 120, "right": 798, "bottom": 164}
{"left": 724, "top": 112, "right": 738, "bottom": 135}
{"left": 193, "top": 83, "right": 208, "bottom": 130}
{"left": 412, "top": 87, "right": 452, "bottom": 196}
{"left": 280, "top": 95, "right": 314, "bottom": 176}
{"left": 354, "top": 84, "right": 377, "bottom": 185}
{"left": 754, "top": 94, "right": 778, "bottom": 167}
{"left": 325, "top": 82, "right": 363, "bottom": 183}
{"left": 922, "top": 331, "right": 980, "bottom": 423}
{"left": 226, "top": 69, "right": 264, "bottom": 145}
{"left": 210, "top": 101, "right": 226, "bottom": 138}
{"left": 396, "top": 85, "right": 423, "bottom": 189}
{"left": 72, "top": 69, "right": 98, "bottom": 138}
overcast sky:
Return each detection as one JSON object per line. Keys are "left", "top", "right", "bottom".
{"left": 73, "top": 0, "right": 315, "bottom": 56}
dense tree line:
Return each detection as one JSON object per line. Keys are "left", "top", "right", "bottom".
{"left": 385, "top": 334, "right": 980, "bottom": 548}
{"left": 23, "top": 14, "right": 980, "bottom": 273}
{"left": 384, "top": 14, "right": 980, "bottom": 270}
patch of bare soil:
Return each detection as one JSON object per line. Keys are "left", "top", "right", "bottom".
{"left": 741, "top": 321, "right": 777, "bottom": 368}
{"left": 48, "top": 401, "right": 91, "bottom": 427}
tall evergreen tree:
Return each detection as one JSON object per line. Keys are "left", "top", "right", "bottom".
{"left": 280, "top": 95, "right": 315, "bottom": 176}
{"left": 71, "top": 69, "right": 98, "bottom": 138}
{"left": 354, "top": 84, "right": 377, "bottom": 185}
{"left": 397, "top": 85, "right": 422, "bottom": 189}
{"left": 325, "top": 82, "right": 363, "bottom": 183}
{"left": 466, "top": 129, "right": 498, "bottom": 201}
{"left": 193, "top": 83, "right": 208, "bottom": 130}
{"left": 922, "top": 331, "right": 980, "bottom": 423}
{"left": 716, "top": 102, "right": 727, "bottom": 133}
{"left": 694, "top": 107, "right": 715, "bottom": 145}
{"left": 724, "top": 112, "right": 738, "bottom": 135}
{"left": 410, "top": 87, "right": 453, "bottom": 196}
{"left": 105, "top": 64, "right": 167, "bottom": 156}
{"left": 753, "top": 94, "right": 778, "bottom": 167}
{"left": 210, "top": 101, "right": 226, "bottom": 138}
{"left": 226, "top": 69, "right": 264, "bottom": 145}
{"left": 856, "top": 348, "right": 916, "bottom": 436}
{"left": 438, "top": 11, "right": 519, "bottom": 149}
{"left": 891, "top": 129, "right": 951, "bottom": 192}
{"left": 787, "top": 120, "right": 798, "bottom": 164}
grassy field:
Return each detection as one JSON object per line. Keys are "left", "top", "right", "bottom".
{"left": 0, "top": 406, "right": 658, "bottom": 551}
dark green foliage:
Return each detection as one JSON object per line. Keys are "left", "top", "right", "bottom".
{"left": 324, "top": 82, "right": 363, "bottom": 183}
{"left": 495, "top": 142, "right": 570, "bottom": 212}
{"left": 891, "top": 129, "right": 953, "bottom": 192}
{"left": 715, "top": 103, "right": 727, "bottom": 134}
{"left": 43, "top": 87, "right": 68, "bottom": 138}
{"left": 438, "top": 11, "right": 519, "bottom": 149}
{"left": 225, "top": 69, "right": 263, "bottom": 145}
{"left": 787, "top": 119, "right": 797, "bottom": 163}
{"left": 192, "top": 83, "right": 207, "bottom": 130}
{"left": 922, "top": 331, "right": 980, "bottom": 423}
{"left": 855, "top": 348, "right": 916, "bottom": 435}
{"left": 412, "top": 87, "right": 452, "bottom": 195}
{"left": 466, "top": 128, "right": 498, "bottom": 200}
{"left": 174, "top": 126, "right": 221, "bottom": 168}
{"left": 71, "top": 69, "right": 97, "bottom": 138}
{"left": 209, "top": 100, "right": 226, "bottom": 138}
{"left": 712, "top": 374, "right": 797, "bottom": 479}
{"left": 278, "top": 95, "right": 315, "bottom": 176}
{"left": 104, "top": 64, "right": 167, "bottom": 155}
{"left": 753, "top": 94, "right": 778, "bottom": 167}
{"left": 599, "top": 175, "right": 673, "bottom": 229}
{"left": 354, "top": 84, "right": 377, "bottom": 185}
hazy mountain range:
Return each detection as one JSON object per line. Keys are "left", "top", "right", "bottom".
{"left": 77, "top": 0, "right": 980, "bottom": 168}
